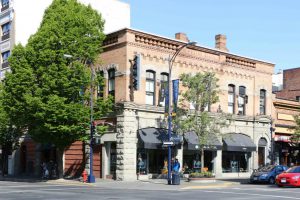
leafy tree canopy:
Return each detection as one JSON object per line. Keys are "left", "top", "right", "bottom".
{"left": 291, "top": 115, "right": 300, "bottom": 145}
{"left": 176, "top": 72, "right": 230, "bottom": 171}
{"left": 1, "top": 0, "right": 109, "bottom": 149}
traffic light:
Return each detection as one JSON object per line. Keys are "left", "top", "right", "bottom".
{"left": 132, "top": 54, "right": 140, "bottom": 90}
{"left": 91, "top": 122, "right": 96, "bottom": 136}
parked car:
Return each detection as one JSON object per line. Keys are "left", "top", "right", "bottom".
{"left": 250, "top": 165, "right": 288, "bottom": 184}
{"left": 276, "top": 166, "right": 300, "bottom": 187}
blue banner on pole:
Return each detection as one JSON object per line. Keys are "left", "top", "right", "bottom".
{"left": 164, "top": 83, "right": 169, "bottom": 114}
{"left": 172, "top": 79, "right": 179, "bottom": 114}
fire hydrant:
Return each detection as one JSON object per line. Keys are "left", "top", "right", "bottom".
{"left": 82, "top": 170, "right": 88, "bottom": 183}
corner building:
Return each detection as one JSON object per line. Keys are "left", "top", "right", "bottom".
{"left": 97, "top": 28, "right": 275, "bottom": 180}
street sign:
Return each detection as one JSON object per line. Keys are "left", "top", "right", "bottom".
{"left": 163, "top": 141, "right": 174, "bottom": 146}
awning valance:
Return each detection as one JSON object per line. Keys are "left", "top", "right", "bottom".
{"left": 184, "top": 131, "right": 222, "bottom": 151}
{"left": 138, "top": 128, "right": 182, "bottom": 149}
{"left": 223, "top": 133, "right": 256, "bottom": 152}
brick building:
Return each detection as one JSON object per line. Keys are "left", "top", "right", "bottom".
{"left": 0, "top": 0, "right": 130, "bottom": 177}
{"left": 272, "top": 67, "right": 300, "bottom": 167}
{"left": 93, "top": 28, "right": 274, "bottom": 180}
{"left": 272, "top": 98, "right": 300, "bottom": 166}
{"left": 276, "top": 67, "right": 300, "bottom": 101}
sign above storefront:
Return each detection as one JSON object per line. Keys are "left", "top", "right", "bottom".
{"left": 274, "top": 135, "right": 291, "bottom": 142}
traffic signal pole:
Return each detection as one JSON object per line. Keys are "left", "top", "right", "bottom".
{"left": 88, "top": 61, "right": 95, "bottom": 183}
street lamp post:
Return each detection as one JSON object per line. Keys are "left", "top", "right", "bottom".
{"left": 167, "top": 41, "right": 196, "bottom": 185}
{"left": 88, "top": 60, "right": 96, "bottom": 183}
{"left": 63, "top": 54, "right": 96, "bottom": 183}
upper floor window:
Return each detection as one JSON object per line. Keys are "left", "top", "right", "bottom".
{"left": 108, "top": 69, "right": 115, "bottom": 96}
{"left": 296, "top": 96, "right": 300, "bottom": 102}
{"left": 228, "top": 84, "right": 235, "bottom": 114}
{"left": 146, "top": 70, "right": 155, "bottom": 105}
{"left": 1, "top": 0, "right": 9, "bottom": 7}
{"left": 2, "top": 22, "right": 10, "bottom": 36}
{"left": 2, "top": 50, "right": 10, "bottom": 63}
{"left": 260, "top": 89, "right": 266, "bottom": 115}
{"left": 238, "top": 86, "right": 246, "bottom": 115}
{"left": 97, "top": 71, "right": 104, "bottom": 98}
{"left": 158, "top": 73, "right": 168, "bottom": 106}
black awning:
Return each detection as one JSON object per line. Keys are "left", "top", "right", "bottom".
{"left": 184, "top": 131, "right": 222, "bottom": 151}
{"left": 138, "top": 128, "right": 181, "bottom": 149}
{"left": 223, "top": 133, "right": 256, "bottom": 152}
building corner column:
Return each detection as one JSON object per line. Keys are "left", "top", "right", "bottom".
{"left": 116, "top": 108, "right": 138, "bottom": 181}
{"left": 215, "top": 150, "right": 222, "bottom": 178}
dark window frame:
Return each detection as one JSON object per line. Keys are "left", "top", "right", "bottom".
{"left": 1, "top": 22, "right": 10, "bottom": 36}
{"left": 1, "top": 0, "right": 9, "bottom": 7}
{"left": 238, "top": 86, "right": 246, "bottom": 115}
{"left": 159, "top": 72, "right": 168, "bottom": 105}
{"left": 259, "top": 89, "right": 266, "bottom": 115}
{"left": 2, "top": 50, "right": 10, "bottom": 63}
{"left": 146, "top": 70, "right": 156, "bottom": 105}
{"left": 108, "top": 68, "right": 115, "bottom": 97}
{"left": 228, "top": 84, "right": 235, "bottom": 114}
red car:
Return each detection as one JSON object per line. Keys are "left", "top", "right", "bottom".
{"left": 276, "top": 166, "right": 300, "bottom": 187}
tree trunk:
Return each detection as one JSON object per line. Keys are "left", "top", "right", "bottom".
{"left": 201, "top": 148, "right": 204, "bottom": 173}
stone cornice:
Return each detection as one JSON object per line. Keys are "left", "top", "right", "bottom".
{"left": 115, "top": 101, "right": 165, "bottom": 114}
{"left": 115, "top": 101, "right": 271, "bottom": 123}
{"left": 104, "top": 28, "right": 274, "bottom": 66}
{"left": 131, "top": 42, "right": 257, "bottom": 79}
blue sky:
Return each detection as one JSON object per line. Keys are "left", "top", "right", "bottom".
{"left": 122, "top": 0, "right": 300, "bottom": 72}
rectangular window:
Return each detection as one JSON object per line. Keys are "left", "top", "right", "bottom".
{"left": 2, "top": 50, "right": 10, "bottom": 63}
{"left": 259, "top": 89, "right": 266, "bottom": 115}
{"left": 238, "top": 86, "right": 246, "bottom": 115}
{"left": 228, "top": 85, "right": 235, "bottom": 114}
{"left": 108, "top": 69, "right": 115, "bottom": 96}
{"left": 296, "top": 96, "right": 300, "bottom": 102}
{"left": 146, "top": 71, "right": 155, "bottom": 105}
{"left": 158, "top": 73, "right": 168, "bottom": 106}
{"left": 222, "top": 151, "right": 250, "bottom": 173}
{"left": 1, "top": 0, "right": 9, "bottom": 7}
{"left": 2, "top": 22, "right": 10, "bottom": 36}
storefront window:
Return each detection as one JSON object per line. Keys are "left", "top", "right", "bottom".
{"left": 222, "top": 151, "right": 250, "bottom": 173}
{"left": 137, "top": 149, "right": 147, "bottom": 174}
{"left": 183, "top": 151, "right": 214, "bottom": 173}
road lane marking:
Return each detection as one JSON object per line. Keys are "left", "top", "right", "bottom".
{"left": 230, "top": 187, "right": 300, "bottom": 194}
{"left": 202, "top": 190, "right": 300, "bottom": 199}
{"left": 181, "top": 183, "right": 234, "bottom": 190}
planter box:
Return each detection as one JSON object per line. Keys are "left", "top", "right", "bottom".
{"left": 188, "top": 177, "right": 216, "bottom": 183}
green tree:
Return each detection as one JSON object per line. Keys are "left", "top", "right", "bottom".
{"left": 291, "top": 116, "right": 300, "bottom": 145}
{"left": 1, "top": 0, "right": 112, "bottom": 175}
{"left": 176, "top": 72, "right": 230, "bottom": 172}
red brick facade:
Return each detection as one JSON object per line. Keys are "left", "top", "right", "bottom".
{"left": 64, "top": 141, "right": 102, "bottom": 178}
{"left": 276, "top": 67, "right": 300, "bottom": 100}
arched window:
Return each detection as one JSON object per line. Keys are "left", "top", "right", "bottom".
{"left": 228, "top": 84, "right": 235, "bottom": 114}
{"left": 260, "top": 89, "right": 266, "bottom": 115}
{"left": 238, "top": 86, "right": 246, "bottom": 115}
{"left": 146, "top": 70, "right": 155, "bottom": 105}
{"left": 159, "top": 73, "right": 168, "bottom": 106}
{"left": 108, "top": 68, "right": 115, "bottom": 96}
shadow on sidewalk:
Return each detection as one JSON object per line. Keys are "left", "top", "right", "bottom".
{"left": 217, "top": 178, "right": 250, "bottom": 184}
{"left": 0, "top": 175, "right": 60, "bottom": 183}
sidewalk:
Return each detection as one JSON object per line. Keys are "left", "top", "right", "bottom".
{"left": 0, "top": 176, "right": 246, "bottom": 190}
{"left": 53, "top": 177, "right": 245, "bottom": 191}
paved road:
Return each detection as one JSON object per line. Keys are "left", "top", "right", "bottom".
{"left": 0, "top": 181, "right": 299, "bottom": 200}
